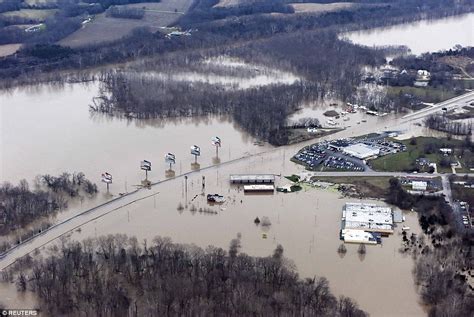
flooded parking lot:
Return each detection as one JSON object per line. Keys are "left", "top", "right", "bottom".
{"left": 0, "top": 80, "right": 448, "bottom": 315}
{"left": 0, "top": 143, "right": 425, "bottom": 316}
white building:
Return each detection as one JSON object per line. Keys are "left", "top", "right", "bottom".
{"left": 342, "top": 203, "right": 394, "bottom": 234}
{"left": 412, "top": 181, "right": 427, "bottom": 191}
{"left": 439, "top": 148, "right": 452, "bottom": 155}
{"left": 343, "top": 143, "right": 380, "bottom": 159}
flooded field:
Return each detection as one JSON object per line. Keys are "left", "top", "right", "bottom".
{"left": 0, "top": 82, "right": 272, "bottom": 187}
{"left": 0, "top": 81, "right": 442, "bottom": 315}
{"left": 343, "top": 12, "right": 474, "bottom": 55}
{"left": 0, "top": 146, "right": 425, "bottom": 316}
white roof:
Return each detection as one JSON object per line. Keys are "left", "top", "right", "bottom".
{"left": 343, "top": 143, "right": 380, "bottom": 159}
{"left": 343, "top": 203, "right": 393, "bottom": 232}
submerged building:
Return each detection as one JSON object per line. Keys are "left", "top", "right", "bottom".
{"left": 342, "top": 202, "right": 394, "bottom": 234}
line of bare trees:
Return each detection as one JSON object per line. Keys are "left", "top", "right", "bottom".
{"left": 390, "top": 177, "right": 474, "bottom": 316}
{"left": 424, "top": 114, "right": 473, "bottom": 136}
{"left": 0, "top": 172, "right": 97, "bottom": 244}
{"left": 5, "top": 234, "right": 368, "bottom": 316}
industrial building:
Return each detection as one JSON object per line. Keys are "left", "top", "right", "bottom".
{"left": 230, "top": 174, "right": 275, "bottom": 184}
{"left": 341, "top": 229, "right": 381, "bottom": 244}
{"left": 411, "top": 181, "right": 427, "bottom": 191}
{"left": 342, "top": 143, "right": 380, "bottom": 159}
{"left": 243, "top": 185, "right": 275, "bottom": 192}
{"left": 342, "top": 203, "right": 394, "bottom": 234}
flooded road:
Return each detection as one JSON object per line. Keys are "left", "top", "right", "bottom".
{"left": 343, "top": 12, "right": 474, "bottom": 55}
{"left": 0, "top": 146, "right": 425, "bottom": 316}
{"left": 0, "top": 81, "right": 452, "bottom": 315}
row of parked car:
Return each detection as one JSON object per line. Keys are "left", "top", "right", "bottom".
{"left": 293, "top": 146, "right": 327, "bottom": 169}
{"left": 460, "top": 202, "right": 471, "bottom": 229}
{"left": 324, "top": 156, "right": 364, "bottom": 171}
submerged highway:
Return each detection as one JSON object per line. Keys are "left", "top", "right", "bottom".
{"left": 1, "top": 90, "right": 473, "bottom": 271}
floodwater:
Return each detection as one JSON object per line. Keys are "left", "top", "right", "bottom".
{"left": 0, "top": 81, "right": 441, "bottom": 315}
{"left": 0, "top": 82, "right": 272, "bottom": 188}
{"left": 343, "top": 12, "right": 474, "bottom": 55}
{"left": 0, "top": 145, "right": 425, "bottom": 316}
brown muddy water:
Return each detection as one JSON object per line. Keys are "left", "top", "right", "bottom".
{"left": 342, "top": 12, "right": 474, "bottom": 55}
{"left": 0, "top": 82, "right": 433, "bottom": 315}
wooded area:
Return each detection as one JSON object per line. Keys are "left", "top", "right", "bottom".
{"left": 0, "top": 173, "right": 97, "bottom": 251}
{"left": 5, "top": 235, "right": 367, "bottom": 316}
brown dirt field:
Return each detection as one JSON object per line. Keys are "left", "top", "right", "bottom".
{"left": 0, "top": 43, "right": 21, "bottom": 57}
{"left": 58, "top": 0, "right": 193, "bottom": 48}
{"left": 290, "top": 2, "right": 356, "bottom": 13}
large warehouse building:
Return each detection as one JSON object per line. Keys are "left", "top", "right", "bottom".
{"left": 342, "top": 143, "right": 380, "bottom": 159}
{"left": 342, "top": 202, "right": 394, "bottom": 234}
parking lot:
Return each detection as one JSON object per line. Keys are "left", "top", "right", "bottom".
{"left": 457, "top": 201, "right": 472, "bottom": 229}
{"left": 292, "top": 133, "right": 406, "bottom": 172}
{"left": 292, "top": 143, "right": 366, "bottom": 171}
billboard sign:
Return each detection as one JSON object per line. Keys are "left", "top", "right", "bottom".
{"left": 190, "top": 145, "right": 201, "bottom": 156}
{"left": 165, "top": 153, "right": 176, "bottom": 164}
{"left": 211, "top": 136, "right": 221, "bottom": 147}
{"left": 101, "top": 172, "right": 112, "bottom": 184}
{"left": 141, "top": 160, "right": 152, "bottom": 171}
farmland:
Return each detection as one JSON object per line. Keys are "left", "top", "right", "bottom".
{"left": 290, "top": 2, "right": 356, "bottom": 14}
{"left": 1, "top": 8, "right": 57, "bottom": 22}
{"left": 0, "top": 43, "right": 21, "bottom": 57}
{"left": 59, "top": 0, "right": 192, "bottom": 48}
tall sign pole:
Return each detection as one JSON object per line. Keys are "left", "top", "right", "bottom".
{"left": 212, "top": 136, "right": 221, "bottom": 157}
{"left": 101, "top": 172, "right": 113, "bottom": 193}
{"left": 165, "top": 153, "right": 176, "bottom": 170}
{"left": 191, "top": 145, "right": 201, "bottom": 163}
{"left": 140, "top": 160, "right": 152, "bottom": 180}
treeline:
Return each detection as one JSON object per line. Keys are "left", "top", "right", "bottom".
{"left": 424, "top": 114, "right": 473, "bottom": 136}
{"left": 92, "top": 71, "right": 315, "bottom": 144}
{"left": 106, "top": 6, "right": 145, "bottom": 19}
{"left": 0, "top": 0, "right": 162, "bottom": 45}
{"left": 0, "top": 172, "right": 97, "bottom": 237}
{"left": 1, "top": 0, "right": 472, "bottom": 82}
{"left": 6, "top": 234, "right": 368, "bottom": 316}
{"left": 388, "top": 177, "right": 474, "bottom": 316}
{"left": 88, "top": 30, "right": 380, "bottom": 144}
{"left": 179, "top": 0, "right": 294, "bottom": 26}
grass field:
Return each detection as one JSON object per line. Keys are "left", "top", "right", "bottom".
{"left": 59, "top": 0, "right": 192, "bottom": 48}
{"left": 24, "top": 0, "right": 57, "bottom": 5}
{"left": 1, "top": 9, "right": 57, "bottom": 22}
{"left": 290, "top": 2, "right": 356, "bottom": 13}
{"left": 313, "top": 176, "right": 392, "bottom": 198}
{"left": 450, "top": 177, "right": 474, "bottom": 207}
{"left": 387, "top": 86, "right": 460, "bottom": 104}
{"left": 370, "top": 137, "right": 471, "bottom": 173}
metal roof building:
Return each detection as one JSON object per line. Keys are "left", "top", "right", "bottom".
{"left": 230, "top": 174, "right": 275, "bottom": 184}
{"left": 342, "top": 202, "right": 394, "bottom": 234}
{"left": 343, "top": 143, "right": 380, "bottom": 159}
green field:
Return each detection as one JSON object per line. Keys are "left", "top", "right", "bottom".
{"left": 370, "top": 137, "right": 472, "bottom": 173}
{"left": 313, "top": 176, "right": 392, "bottom": 198}
{"left": 1, "top": 9, "right": 57, "bottom": 22}
{"left": 387, "top": 86, "right": 460, "bottom": 104}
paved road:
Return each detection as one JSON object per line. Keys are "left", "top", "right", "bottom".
{"left": 1, "top": 91, "right": 473, "bottom": 271}
{"left": 402, "top": 90, "right": 474, "bottom": 121}
{"left": 304, "top": 171, "right": 474, "bottom": 178}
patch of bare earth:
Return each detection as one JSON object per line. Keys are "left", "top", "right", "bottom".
{"left": 0, "top": 43, "right": 21, "bottom": 57}
{"left": 59, "top": 0, "right": 193, "bottom": 48}
{"left": 290, "top": 2, "right": 356, "bottom": 13}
